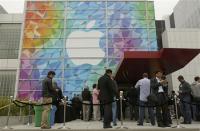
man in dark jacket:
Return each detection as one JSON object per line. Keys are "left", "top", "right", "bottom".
{"left": 82, "top": 87, "right": 92, "bottom": 121}
{"left": 71, "top": 95, "right": 82, "bottom": 119}
{"left": 150, "top": 71, "right": 169, "bottom": 127}
{"left": 98, "top": 69, "right": 115, "bottom": 128}
{"left": 178, "top": 75, "right": 192, "bottom": 124}
{"left": 127, "top": 87, "right": 139, "bottom": 121}
{"left": 111, "top": 76, "right": 119, "bottom": 126}
{"left": 41, "top": 71, "right": 58, "bottom": 129}
{"left": 50, "top": 81, "right": 63, "bottom": 127}
{"left": 191, "top": 76, "right": 200, "bottom": 121}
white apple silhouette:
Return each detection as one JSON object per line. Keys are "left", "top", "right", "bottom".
{"left": 66, "top": 20, "right": 105, "bottom": 65}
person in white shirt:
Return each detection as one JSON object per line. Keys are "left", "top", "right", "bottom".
{"left": 135, "top": 73, "right": 155, "bottom": 126}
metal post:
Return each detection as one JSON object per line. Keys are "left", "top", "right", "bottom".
{"left": 116, "top": 91, "right": 128, "bottom": 129}
{"left": 3, "top": 96, "right": 13, "bottom": 129}
{"left": 19, "top": 107, "right": 22, "bottom": 121}
{"left": 58, "top": 96, "right": 70, "bottom": 129}
{"left": 120, "top": 92, "right": 123, "bottom": 126}
{"left": 27, "top": 100, "right": 31, "bottom": 126}
{"left": 63, "top": 97, "right": 66, "bottom": 128}
{"left": 172, "top": 95, "right": 184, "bottom": 128}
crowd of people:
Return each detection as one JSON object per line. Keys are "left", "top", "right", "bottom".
{"left": 40, "top": 70, "right": 200, "bottom": 129}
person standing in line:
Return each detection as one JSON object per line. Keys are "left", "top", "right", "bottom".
{"left": 53, "top": 83, "right": 64, "bottom": 123}
{"left": 161, "top": 75, "right": 172, "bottom": 124}
{"left": 92, "top": 84, "right": 100, "bottom": 121}
{"left": 150, "top": 71, "right": 170, "bottom": 127}
{"left": 111, "top": 76, "right": 119, "bottom": 126}
{"left": 41, "top": 71, "right": 58, "bottom": 129}
{"left": 178, "top": 75, "right": 192, "bottom": 124}
{"left": 82, "top": 87, "right": 92, "bottom": 121}
{"left": 191, "top": 76, "right": 200, "bottom": 121}
{"left": 50, "top": 81, "right": 62, "bottom": 127}
{"left": 127, "top": 87, "right": 139, "bottom": 121}
{"left": 71, "top": 94, "right": 82, "bottom": 119}
{"left": 135, "top": 73, "right": 155, "bottom": 126}
{"left": 98, "top": 69, "right": 115, "bottom": 128}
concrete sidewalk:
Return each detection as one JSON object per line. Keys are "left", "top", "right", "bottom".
{"left": 1, "top": 119, "right": 199, "bottom": 130}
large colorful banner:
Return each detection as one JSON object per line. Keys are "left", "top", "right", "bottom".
{"left": 17, "top": 0, "right": 157, "bottom": 101}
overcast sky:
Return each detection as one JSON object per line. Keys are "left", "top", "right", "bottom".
{"left": 0, "top": 0, "right": 180, "bottom": 20}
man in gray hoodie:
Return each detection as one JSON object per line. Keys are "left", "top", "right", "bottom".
{"left": 191, "top": 76, "right": 200, "bottom": 121}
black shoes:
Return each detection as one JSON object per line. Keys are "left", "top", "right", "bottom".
{"left": 137, "top": 123, "right": 143, "bottom": 126}
{"left": 103, "top": 125, "right": 112, "bottom": 129}
{"left": 158, "top": 123, "right": 166, "bottom": 128}
{"left": 158, "top": 124, "right": 171, "bottom": 127}
{"left": 164, "top": 124, "right": 171, "bottom": 127}
{"left": 181, "top": 121, "right": 191, "bottom": 124}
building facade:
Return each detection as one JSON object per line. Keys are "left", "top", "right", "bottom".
{"left": 163, "top": 0, "right": 200, "bottom": 91}
{"left": 17, "top": 0, "right": 158, "bottom": 101}
{"left": 174, "top": 0, "right": 200, "bottom": 28}
{"left": 1, "top": 0, "right": 200, "bottom": 99}
{"left": 0, "top": 5, "right": 7, "bottom": 14}
{"left": 0, "top": 7, "right": 23, "bottom": 97}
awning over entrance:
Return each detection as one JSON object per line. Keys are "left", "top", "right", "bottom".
{"left": 115, "top": 48, "right": 200, "bottom": 84}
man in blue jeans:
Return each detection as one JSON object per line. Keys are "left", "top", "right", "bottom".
{"left": 50, "top": 105, "right": 57, "bottom": 127}
{"left": 135, "top": 73, "right": 155, "bottom": 126}
{"left": 50, "top": 81, "right": 63, "bottom": 127}
{"left": 111, "top": 76, "right": 118, "bottom": 126}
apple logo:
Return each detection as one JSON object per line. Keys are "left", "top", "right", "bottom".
{"left": 66, "top": 20, "right": 105, "bottom": 65}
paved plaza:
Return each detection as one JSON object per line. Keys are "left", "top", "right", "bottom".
{"left": 6, "top": 119, "right": 200, "bottom": 130}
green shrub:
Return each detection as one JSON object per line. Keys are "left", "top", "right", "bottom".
{"left": 0, "top": 97, "right": 33, "bottom": 116}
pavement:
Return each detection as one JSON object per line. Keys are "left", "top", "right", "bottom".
{"left": 2, "top": 119, "right": 200, "bottom": 130}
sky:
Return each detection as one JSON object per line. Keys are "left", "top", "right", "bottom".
{"left": 0, "top": 0, "right": 180, "bottom": 20}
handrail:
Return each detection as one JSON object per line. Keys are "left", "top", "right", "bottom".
{"left": 0, "top": 103, "right": 14, "bottom": 111}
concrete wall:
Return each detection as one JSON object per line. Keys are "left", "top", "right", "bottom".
{"left": 0, "top": 59, "right": 18, "bottom": 70}
{"left": 174, "top": 0, "right": 200, "bottom": 28}
{"left": 162, "top": 29, "right": 200, "bottom": 91}
{"left": 163, "top": 15, "right": 171, "bottom": 29}
{"left": 0, "top": 5, "right": 7, "bottom": 14}
{"left": 0, "top": 14, "right": 23, "bottom": 23}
